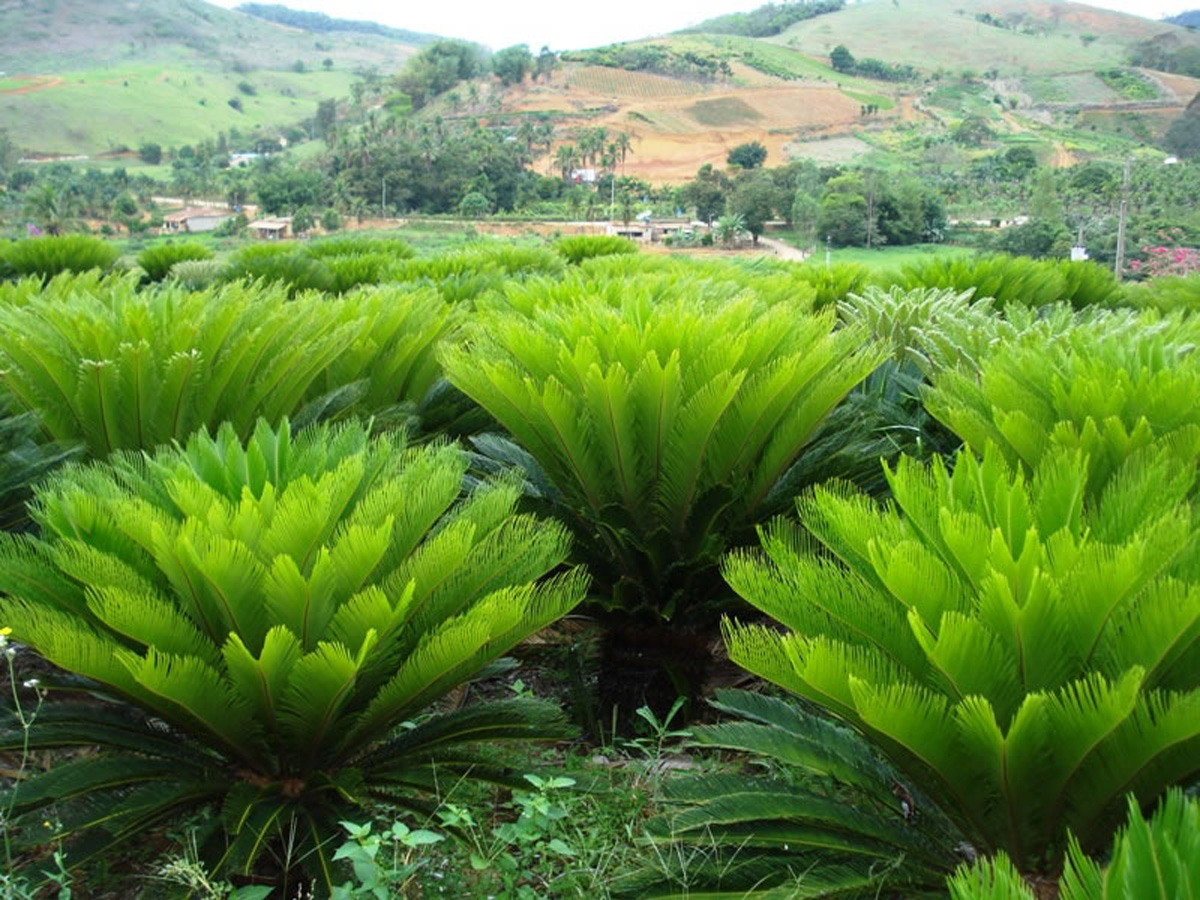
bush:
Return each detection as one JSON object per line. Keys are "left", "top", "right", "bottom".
{"left": 136, "top": 241, "right": 214, "bottom": 282}
{"left": 722, "top": 443, "right": 1200, "bottom": 883}
{"left": 949, "top": 789, "right": 1200, "bottom": 899}
{"left": 0, "top": 273, "right": 456, "bottom": 455}
{"left": 168, "top": 258, "right": 226, "bottom": 290}
{"left": 925, "top": 322, "right": 1200, "bottom": 496}
{"left": 0, "top": 418, "right": 587, "bottom": 889}
{"left": 2, "top": 234, "right": 120, "bottom": 279}
{"left": 553, "top": 234, "right": 638, "bottom": 265}
{"left": 305, "top": 234, "right": 415, "bottom": 261}
{"left": 0, "top": 405, "right": 82, "bottom": 531}
{"left": 321, "top": 208, "right": 342, "bottom": 231}
{"left": 442, "top": 274, "right": 884, "bottom": 627}
{"left": 224, "top": 242, "right": 333, "bottom": 295}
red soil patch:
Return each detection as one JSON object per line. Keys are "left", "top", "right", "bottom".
{"left": 1, "top": 76, "right": 64, "bottom": 95}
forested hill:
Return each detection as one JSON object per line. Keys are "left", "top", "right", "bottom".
{"left": 1168, "top": 10, "right": 1200, "bottom": 27}
{"left": 236, "top": 3, "right": 440, "bottom": 46}
{"left": 676, "top": 0, "right": 845, "bottom": 37}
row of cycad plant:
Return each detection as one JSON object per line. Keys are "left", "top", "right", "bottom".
{"left": 0, "top": 244, "right": 1195, "bottom": 897}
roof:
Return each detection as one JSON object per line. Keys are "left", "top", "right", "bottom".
{"left": 248, "top": 217, "right": 291, "bottom": 230}
{"left": 163, "top": 207, "right": 232, "bottom": 223}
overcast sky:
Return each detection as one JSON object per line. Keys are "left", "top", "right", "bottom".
{"left": 207, "top": 0, "right": 1198, "bottom": 51}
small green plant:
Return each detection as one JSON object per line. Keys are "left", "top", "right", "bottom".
{"left": 169, "top": 258, "right": 226, "bottom": 290}
{"left": 137, "top": 241, "right": 214, "bottom": 282}
{"left": 331, "top": 820, "right": 444, "bottom": 899}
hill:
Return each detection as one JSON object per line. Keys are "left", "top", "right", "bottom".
{"left": 235, "top": 3, "right": 439, "bottom": 46}
{"left": 471, "top": 0, "right": 1200, "bottom": 183}
{"left": 0, "top": 0, "right": 423, "bottom": 155}
{"left": 1168, "top": 11, "right": 1200, "bottom": 27}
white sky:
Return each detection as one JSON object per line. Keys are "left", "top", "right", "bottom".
{"left": 206, "top": 0, "right": 1199, "bottom": 51}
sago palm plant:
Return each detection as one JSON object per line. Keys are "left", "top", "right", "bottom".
{"left": 442, "top": 278, "right": 884, "bottom": 625}
{"left": 0, "top": 419, "right": 587, "bottom": 892}
{"left": 0, "top": 274, "right": 456, "bottom": 456}
{"left": 925, "top": 323, "right": 1200, "bottom": 497}
{"left": 948, "top": 789, "right": 1200, "bottom": 900}
{"left": 722, "top": 444, "right": 1200, "bottom": 884}
{"left": 442, "top": 277, "right": 883, "bottom": 722}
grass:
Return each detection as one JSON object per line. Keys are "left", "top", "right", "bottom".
{"left": 791, "top": 242, "right": 977, "bottom": 271}
{"left": 685, "top": 96, "right": 763, "bottom": 126}
{"left": 1, "top": 64, "right": 360, "bottom": 155}
{"left": 770, "top": 0, "right": 1187, "bottom": 75}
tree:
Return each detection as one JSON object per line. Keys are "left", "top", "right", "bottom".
{"left": 492, "top": 44, "right": 533, "bottom": 86}
{"left": 727, "top": 175, "right": 779, "bottom": 244}
{"left": 536, "top": 45, "right": 557, "bottom": 82}
{"left": 291, "top": 205, "right": 314, "bottom": 234}
{"left": 726, "top": 140, "right": 767, "bottom": 169}
{"left": 554, "top": 144, "right": 579, "bottom": 183}
{"left": 953, "top": 114, "right": 994, "bottom": 146}
{"left": 1165, "top": 97, "right": 1200, "bottom": 158}
{"left": 322, "top": 57, "right": 333, "bottom": 70}
{"left": 714, "top": 212, "right": 746, "bottom": 245}
{"left": 138, "top": 142, "right": 163, "bottom": 164}
{"left": 830, "top": 44, "right": 855, "bottom": 72}
{"left": 314, "top": 98, "right": 337, "bottom": 140}
{"left": 790, "top": 190, "right": 820, "bottom": 245}
{"left": 818, "top": 173, "right": 869, "bottom": 246}
{"left": 458, "top": 190, "right": 491, "bottom": 218}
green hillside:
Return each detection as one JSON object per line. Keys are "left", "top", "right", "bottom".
{"left": 0, "top": 0, "right": 421, "bottom": 155}
{"left": 771, "top": 0, "right": 1199, "bottom": 75}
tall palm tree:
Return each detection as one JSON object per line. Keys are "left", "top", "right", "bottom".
{"left": 615, "top": 131, "right": 634, "bottom": 165}
{"left": 554, "top": 144, "right": 579, "bottom": 183}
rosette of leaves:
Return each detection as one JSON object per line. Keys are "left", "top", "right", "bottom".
{"left": 0, "top": 419, "right": 587, "bottom": 891}
{"left": 137, "top": 241, "right": 214, "bottom": 282}
{"left": 722, "top": 444, "right": 1200, "bottom": 882}
{"left": 0, "top": 275, "right": 456, "bottom": 455}
{"left": 442, "top": 280, "right": 885, "bottom": 625}
{"left": 948, "top": 789, "right": 1200, "bottom": 900}
{"left": 554, "top": 235, "right": 638, "bottom": 265}
{"left": 1, "top": 234, "right": 120, "bottom": 280}
{"left": 0, "top": 405, "right": 82, "bottom": 531}
{"left": 925, "top": 324, "right": 1200, "bottom": 497}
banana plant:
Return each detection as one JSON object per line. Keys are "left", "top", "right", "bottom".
{"left": 948, "top": 789, "right": 1200, "bottom": 900}
{"left": 722, "top": 444, "right": 1200, "bottom": 882}
{"left": 0, "top": 273, "right": 457, "bottom": 456}
{"left": 0, "top": 419, "right": 587, "bottom": 893}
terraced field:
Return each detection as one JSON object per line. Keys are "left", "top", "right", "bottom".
{"left": 566, "top": 66, "right": 708, "bottom": 99}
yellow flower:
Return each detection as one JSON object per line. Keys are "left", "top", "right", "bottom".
{"left": 0, "top": 628, "right": 10, "bottom": 637}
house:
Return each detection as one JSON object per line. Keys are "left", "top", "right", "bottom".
{"left": 249, "top": 217, "right": 292, "bottom": 240}
{"left": 230, "top": 152, "right": 264, "bottom": 168}
{"left": 162, "top": 207, "right": 235, "bottom": 233}
{"left": 570, "top": 168, "right": 597, "bottom": 184}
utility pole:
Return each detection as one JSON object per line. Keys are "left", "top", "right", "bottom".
{"left": 1114, "top": 157, "right": 1131, "bottom": 279}
{"left": 825, "top": 234, "right": 832, "bottom": 269}
{"left": 381, "top": 177, "right": 387, "bottom": 219}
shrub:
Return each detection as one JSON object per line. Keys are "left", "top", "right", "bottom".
{"left": 305, "top": 234, "right": 415, "bottom": 261}
{"left": 442, "top": 277, "right": 884, "bottom": 626}
{"left": 553, "top": 234, "right": 638, "bottom": 265}
{"left": 322, "top": 253, "right": 391, "bottom": 294}
{"left": 796, "top": 262, "right": 872, "bottom": 309}
{"left": 0, "top": 419, "right": 587, "bottom": 889}
{"left": 168, "top": 258, "right": 226, "bottom": 290}
{"left": 899, "top": 254, "right": 1066, "bottom": 307}
{"left": 925, "top": 323, "right": 1200, "bottom": 497}
{"left": 1124, "top": 274, "right": 1200, "bottom": 313}
{"left": 137, "top": 241, "right": 214, "bottom": 282}
{"left": 224, "top": 243, "right": 334, "bottom": 295}
{"left": 321, "top": 208, "right": 342, "bottom": 231}
{"left": 722, "top": 444, "right": 1200, "bottom": 883}
{"left": 2, "top": 234, "right": 120, "bottom": 279}
{"left": 0, "top": 274, "right": 456, "bottom": 455}
{"left": 949, "top": 789, "right": 1200, "bottom": 899}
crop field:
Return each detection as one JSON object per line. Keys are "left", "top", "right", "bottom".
{"left": 1023, "top": 72, "right": 1127, "bottom": 107}
{"left": 685, "top": 96, "right": 764, "bottom": 127}
{"left": 565, "top": 66, "right": 708, "bottom": 99}
{"left": 0, "top": 229, "right": 1196, "bottom": 899}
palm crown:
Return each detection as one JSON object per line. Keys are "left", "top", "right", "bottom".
{"left": 723, "top": 443, "right": 1200, "bottom": 877}
{"left": 0, "top": 419, "right": 586, "bottom": 889}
